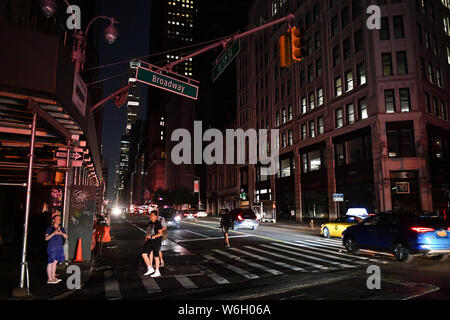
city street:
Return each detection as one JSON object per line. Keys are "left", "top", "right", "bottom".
{"left": 65, "top": 216, "right": 450, "bottom": 300}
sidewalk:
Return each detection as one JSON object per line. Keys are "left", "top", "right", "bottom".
{"left": 0, "top": 245, "right": 92, "bottom": 300}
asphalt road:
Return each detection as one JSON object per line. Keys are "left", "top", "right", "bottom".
{"left": 65, "top": 215, "right": 450, "bottom": 300}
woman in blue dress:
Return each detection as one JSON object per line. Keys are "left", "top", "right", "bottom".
{"left": 44, "top": 215, "right": 68, "bottom": 284}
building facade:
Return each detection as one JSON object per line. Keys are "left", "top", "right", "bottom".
{"left": 206, "top": 0, "right": 450, "bottom": 223}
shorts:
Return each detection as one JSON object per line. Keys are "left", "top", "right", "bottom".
{"left": 47, "top": 246, "right": 65, "bottom": 264}
{"left": 222, "top": 225, "right": 230, "bottom": 234}
{"left": 142, "top": 239, "right": 162, "bottom": 257}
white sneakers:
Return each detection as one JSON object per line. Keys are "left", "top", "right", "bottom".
{"left": 144, "top": 267, "right": 161, "bottom": 277}
{"left": 151, "top": 270, "right": 161, "bottom": 278}
{"left": 47, "top": 278, "right": 62, "bottom": 284}
{"left": 144, "top": 267, "right": 155, "bottom": 276}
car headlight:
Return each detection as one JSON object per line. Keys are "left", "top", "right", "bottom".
{"left": 112, "top": 208, "right": 122, "bottom": 216}
{"left": 175, "top": 216, "right": 181, "bottom": 222}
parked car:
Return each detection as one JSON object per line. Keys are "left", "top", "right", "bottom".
{"left": 342, "top": 212, "right": 450, "bottom": 262}
{"left": 159, "top": 208, "right": 182, "bottom": 229}
{"left": 229, "top": 208, "right": 259, "bottom": 230}
{"left": 321, "top": 215, "right": 364, "bottom": 238}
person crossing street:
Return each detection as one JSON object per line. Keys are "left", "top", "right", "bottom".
{"left": 220, "top": 208, "right": 233, "bottom": 248}
{"left": 141, "top": 211, "right": 163, "bottom": 278}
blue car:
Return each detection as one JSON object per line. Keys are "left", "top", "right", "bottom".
{"left": 342, "top": 212, "right": 450, "bottom": 262}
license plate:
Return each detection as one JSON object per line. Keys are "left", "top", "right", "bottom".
{"left": 437, "top": 231, "right": 447, "bottom": 237}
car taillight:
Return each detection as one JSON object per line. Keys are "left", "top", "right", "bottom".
{"left": 237, "top": 215, "right": 244, "bottom": 221}
{"left": 447, "top": 227, "right": 450, "bottom": 232}
{"left": 411, "top": 227, "right": 435, "bottom": 233}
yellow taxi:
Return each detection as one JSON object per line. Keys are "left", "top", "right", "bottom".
{"left": 321, "top": 215, "right": 364, "bottom": 238}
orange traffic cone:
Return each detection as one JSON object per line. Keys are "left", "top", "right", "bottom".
{"left": 74, "top": 237, "right": 84, "bottom": 262}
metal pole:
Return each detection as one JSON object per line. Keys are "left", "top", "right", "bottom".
{"left": 62, "top": 143, "right": 71, "bottom": 258}
{"left": 19, "top": 112, "right": 37, "bottom": 290}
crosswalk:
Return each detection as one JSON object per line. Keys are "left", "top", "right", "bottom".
{"left": 99, "top": 235, "right": 393, "bottom": 299}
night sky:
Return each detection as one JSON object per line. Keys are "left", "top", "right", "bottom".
{"left": 93, "top": 1, "right": 151, "bottom": 202}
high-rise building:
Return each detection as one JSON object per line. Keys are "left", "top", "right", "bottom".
{"left": 206, "top": 0, "right": 450, "bottom": 222}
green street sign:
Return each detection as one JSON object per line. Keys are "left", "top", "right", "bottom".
{"left": 212, "top": 40, "right": 240, "bottom": 82}
{"left": 136, "top": 65, "right": 199, "bottom": 100}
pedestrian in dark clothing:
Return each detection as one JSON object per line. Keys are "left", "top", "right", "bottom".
{"left": 220, "top": 209, "right": 233, "bottom": 248}
{"left": 141, "top": 211, "right": 163, "bottom": 278}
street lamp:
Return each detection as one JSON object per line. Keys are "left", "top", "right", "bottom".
{"left": 39, "top": 1, "right": 118, "bottom": 72}
{"left": 40, "top": 0, "right": 57, "bottom": 18}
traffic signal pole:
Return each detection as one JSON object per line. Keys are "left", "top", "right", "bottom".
{"left": 163, "top": 14, "right": 295, "bottom": 73}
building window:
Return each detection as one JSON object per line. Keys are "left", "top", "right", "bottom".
{"left": 301, "top": 97, "right": 307, "bottom": 114}
{"left": 276, "top": 112, "right": 280, "bottom": 127}
{"left": 396, "top": 51, "right": 408, "bottom": 75}
{"left": 317, "top": 88, "right": 324, "bottom": 106}
{"left": 354, "top": 29, "right": 363, "bottom": 52}
{"left": 341, "top": 7, "right": 349, "bottom": 29}
{"left": 333, "top": 46, "right": 340, "bottom": 67}
{"left": 345, "top": 70, "right": 354, "bottom": 92}
{"left": 352, "top": 0, "right": 361, "bottom": 19}
{"left": 358, "top": 97, "right": 368, "bottom": 120}
{"left": 441, "top": 102, "right": 448, "bottom": 121}
{"left": 425, "top": 92, "right": 431, "bottom": 113}
{"left": 387, "top": 122, "right": 415, "bottom": 158}
{"left": 385, "top": 89, "right": 396, "bottom": 113}
{"left": 318, "top": 116, "right": 324, "bottom": 135}
{"left": 309, "top": 120, "right": 316, "bottom": 138}
{"left": 380, "top": 17, "right": 390, "bottom": 40}
{"left": 335, "top": 77, "right": 342, "bottom": 97}
{"left": 309, "top": 92, "right": 315, "bottom": 110}
{"left": 425, "top": 31, "right": 430, "bottom": 49}
{"left": 343, "top": 38, "right": 351, "bottom": 60}
{"left": 357, "top": 63, "right": 366, "bottom": 85}
{"left": 346, "top": 103, "right": 355, "bottom": 124}
{"left": 316, "top": 58, "right": 322, "bottom": 77}
{"left": 436, "top": 68, "right": 442, "bottom": 88}
{"left": 393, "top": 16, "right": 405, "bottom": 39}
{"left": 399, "top": 88, "right": 411, "bottom": 112}
{"left": 307, "top": 64, "right": 314, "bottom": 82}
{"left": 433, "top": 97, "right": 440, "bottom": 117}
{"left": 288, "top": 105, "right": 293, "bottom": 121}
{"left": 417, "top": 23, "right": 423, "bottom": 44}
{"left": 428, "top": 63, "right": 434, "bottom": 83}
{"left": 335, "top": 142, "right": 345, "bottom": 166}
{"left": 301, "top": 123, "right": 307, "bottom": 140}
{"left": 282, "top": 109, "right": 287, "bottom": 124}
{"left": 314, "top": 31, "right": 321, "bottom": 49}
{"left": 382, "top": 53, "right": 393, "bottom": 76}
{"left": 331, "top": 16, "right": 338, "bottom": 36}
{"left": 282, "top": 132, "right": 287, "bottom": 148}
{"left": 302, "top": 149, "right": 324, "bottom": 173}
{"left": 288, "top": 130, "right": 293, "bottom": 146}
{"left": 335, "top": 108, "right": 344, "bottom": 128}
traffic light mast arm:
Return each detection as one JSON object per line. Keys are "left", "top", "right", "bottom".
{"left": 163, "top": 14, "right": 295, "bottom": 73}
{"left": 90, "top": 82, "right": 133, "bottom": 113}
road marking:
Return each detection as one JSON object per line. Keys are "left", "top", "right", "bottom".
{"left": 196, "top": 265, "right": 230, "bottom": 285}
{"left": 183, "top": 221, "right": 287, "bottom": 243}
{"left": 181, "top": 229, "right": 210, "bottom": 238}
{"left": 139, "top": 273, "right": 162, "bottom": 294}
{"left": 104, "top": 270, "right": 122, "bottom": 300}
{"left": 230, "top": 247, "right": 305, "bottom": 271}
{"left": 176, "top": 235, "right": 250, "bottom": 243}
{"left": 279, "top": 241, "right": 366, "bottom": 264}
{"left": 269, "top": 243, "right": 356, "bottom": 269}
{"left": 204, "top": 254, "right": 259, "bottom": 280}
{"left": 293, "top": 241, "right": 370, "bottom": 262}
{"left": 175, "top": 275, "right": 198, "bottom": 289}
{"left": 213, "top": 249, "right": 283, "bottom": 276}
{"left": 247, "top": 245, "right": 328, "bottom": 270}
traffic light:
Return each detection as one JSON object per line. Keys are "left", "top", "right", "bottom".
{"left": 279, "top": 34, "right": 292, "bottom": 69}
{"left": 290, "top": 27, "right": 305, "bottom": 62}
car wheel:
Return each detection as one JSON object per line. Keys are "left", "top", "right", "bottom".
{"left": 344, "top": 236, "right": 359, "bottom": 254}
{"left": 323, "top": 227, "right": 330, "bottom": 238}
{"left": 432, "top": 254, "right": 448, "bottom": 262}
{"left": 393, "top": 243, "right": 414, "bottom": 263}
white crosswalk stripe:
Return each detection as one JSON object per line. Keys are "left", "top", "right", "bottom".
{"left": 230, "top": 247, "right": 305, "bottom": 271}
{"left": 196, "top": 265, "right": 230, "bottom": 285}
{"left": 204, "top": 254, "right": 260, "bottom": 279}
{"left": 213, "top": 249, "right": 283, "bottom": 275}
{"left": 175, "top": 275, "right": 198, "bottom": 289}
{"left": 139, "top": 273, "right": 162, "bottom": 294}
{"left": 268, "top": 243, "right": 356, "bottom": 269}
{"left": 257, "top": 244, "right": 330, "bottom": 270}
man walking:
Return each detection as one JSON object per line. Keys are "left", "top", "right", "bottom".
{"left": 149, "top": 211, "right": 167, "bottom": 268}
{"left": 220, "top": 208, "right": 233, "bottom": 248}
{"left": 141, "top": 211, "right": 163, "bottom": 278}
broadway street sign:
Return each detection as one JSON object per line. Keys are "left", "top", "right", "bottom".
{"left": 212, "top": 40, "right": 240, "bottom": 82}
{"left": 135, "top": 64, "right": 199, "bottom": 100}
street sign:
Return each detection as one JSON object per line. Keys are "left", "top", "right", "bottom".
{"left": 212, "top": 40, "right": 240, "bottom": 82}
{"left": 135, "top": 65, "right": 199, "bottom": 100}
{"left": 333, "top": 193, "right": 344, "bottom": 202}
